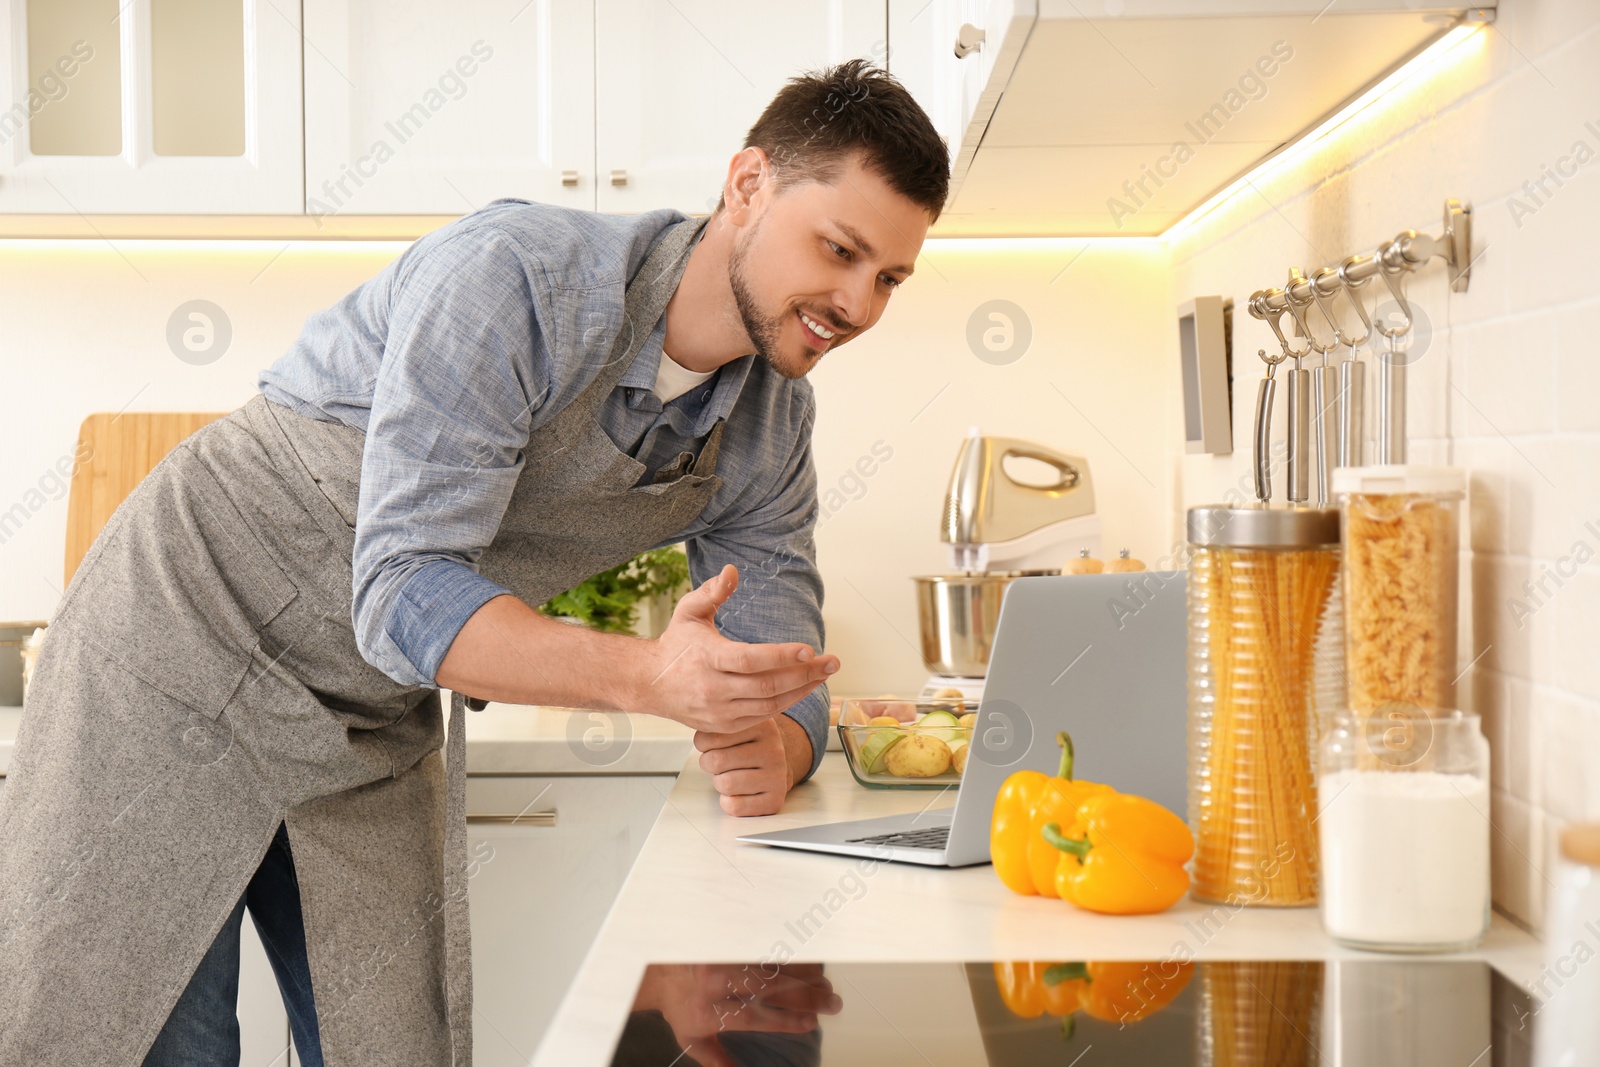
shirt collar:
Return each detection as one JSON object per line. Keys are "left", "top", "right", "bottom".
{"left": 616, "top": 316, "right": 755, "bottom": 435}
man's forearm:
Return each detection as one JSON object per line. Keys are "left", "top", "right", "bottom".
{"left": 435, "top": 593, "right": 649, "bottom": 708}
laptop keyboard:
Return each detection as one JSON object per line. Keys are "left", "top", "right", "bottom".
{"left": 844, "top": 826, "right": 950, "bottom": 850}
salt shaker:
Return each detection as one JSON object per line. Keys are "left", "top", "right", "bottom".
{"left": 1533, "top": 824, "right": 1600, "bottom": 1066}
{"left": 1318, "top": 708, "right": 1491, "bottom": 951}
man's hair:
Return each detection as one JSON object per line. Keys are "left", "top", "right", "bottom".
{"left": 740, "top": 59, "right": 950, "bottom": 221}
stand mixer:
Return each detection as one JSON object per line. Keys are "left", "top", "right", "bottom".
{"left": 912, "top": 430, "right": 1101, "bottom": 700}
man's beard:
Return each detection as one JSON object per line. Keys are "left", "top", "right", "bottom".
{"left": 728, "top": 226, "right": 817, "bottom": 381}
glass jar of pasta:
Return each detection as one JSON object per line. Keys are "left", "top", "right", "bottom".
{"left": 1187, "top": 505, "right": 1344, "bottom": 907}
{"left": 1331, "top": 466, "right": 1465, "bottom": 721}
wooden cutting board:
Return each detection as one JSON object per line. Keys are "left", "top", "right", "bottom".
{"left": 63, "top": 412, "right": 229, "bottom": 586}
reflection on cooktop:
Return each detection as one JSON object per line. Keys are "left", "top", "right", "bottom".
{"left": 606, "top": 959, "right": 1536, "bottom": 1066}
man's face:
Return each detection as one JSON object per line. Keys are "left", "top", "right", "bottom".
{"left": 726, "top": 153, "right": 930, "bottom": 379}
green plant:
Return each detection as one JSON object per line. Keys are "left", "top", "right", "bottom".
{"left": 539, "top": 546, "right": 691, "bottom": 634}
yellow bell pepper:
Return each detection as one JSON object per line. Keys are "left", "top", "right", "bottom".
{"left": 1043, "top": 792, "right": 1193, "bottom": 915}
{"left": 993, "top": 959, "right": 1195, "bottom": 1035}
{"left": 990, "top": 733, "right": 1113, "bottom": 896}
{"left": 992, "top": 961, "right": 1082, "bottom": 1018}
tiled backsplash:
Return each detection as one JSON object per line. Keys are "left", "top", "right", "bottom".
{"left": 1171, "top": 1, "right": 1600, "bottom": 932}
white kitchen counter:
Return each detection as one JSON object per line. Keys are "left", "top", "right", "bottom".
{"left": 532, "top": 750, "right": 1548, "bottom": 1066}
{"left": 0, "top": 701, "right": 694, "bottom": 777}
{"left": 459, "top": 699, "right": 695, "bottom": 774}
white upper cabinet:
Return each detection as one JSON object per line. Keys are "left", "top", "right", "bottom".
{"left": 895, "top": 0, "right": 1493, "bottom": 236}
{"left": 0, "top": 0, "right": 303, "bottom": 213}
{"left": 593, "top": 0, "right": 887, "bottom": 215}
{"left": 302, "top": 0, "right": 594, "bottom": 217}
{"left": 887, "top": 0, "right": 1032, "bottom": 198}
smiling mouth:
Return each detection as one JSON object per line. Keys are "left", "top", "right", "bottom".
{"left": 797, "top": 309, "right": 843, "bottom": 348}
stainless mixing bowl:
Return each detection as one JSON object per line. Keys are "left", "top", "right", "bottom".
{"left": 912, "top": 573, "right": 1025, "bottom": 678}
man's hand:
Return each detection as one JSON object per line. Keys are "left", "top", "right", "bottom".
{"left": 436, "top": 564, "right": 837, "bottom": 747}
{"left": 695, "top": 715, "right": 814, "bottom": 817}
{"left": 639, "top": 564, "right": 838, "bottom": 734}
{"left": 631, "top": 963, "right": 840, "bottom": 1067}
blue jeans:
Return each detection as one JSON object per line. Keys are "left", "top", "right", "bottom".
{"left": 143, "top": 823, "right": 324, "bottom": 1067}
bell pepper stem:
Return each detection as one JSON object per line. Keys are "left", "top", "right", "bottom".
{"left": 1042, "top": 962, "right": 1091, "bottom": 986}
{"left": 1042, "top": 821, "right": 1092, "bottom": 858}
{"left": 1060, "top": 1014, "right": 1077, "bottom": 1042}
{"left": 1056, "top": 731, "right": 1075, "bottom": 780}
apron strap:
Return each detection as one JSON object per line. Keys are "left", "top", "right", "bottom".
{"left": 583, "top": 216, "right": 711, "bottom": 403}
{"left": 444, "top": 689, "right": 473, "bottom": 1065}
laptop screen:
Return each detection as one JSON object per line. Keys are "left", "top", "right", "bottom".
{"left": 605, "top": 958, "right": 1533, "bottom": 1066}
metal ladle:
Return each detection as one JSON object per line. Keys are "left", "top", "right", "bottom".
{"left": 1285, "top": 267, "right": 1338, "bottom": 505}
{"left": 1247, "top": 289, "right": 1306, "bottom": 503}
{"left": 1323, "top": 259, "right": 1376, "bottom": 470}
{"left": 1374, "top": 238, "right": 1416, "bottom": 464}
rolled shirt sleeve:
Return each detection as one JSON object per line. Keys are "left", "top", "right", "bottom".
{"left": 684, "top": 394, "right": 830, "bottom": 782}
{"left": 351, "top": 231, "right": 550, "bottom": 686}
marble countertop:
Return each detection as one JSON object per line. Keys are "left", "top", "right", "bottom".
{"left": 531, "top": 752, "right": 1547, "bottom": 1066}
{"left": 0, "top": 700, "right": 696, "bottom": 777}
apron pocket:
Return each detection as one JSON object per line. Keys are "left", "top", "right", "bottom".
{"left": 59, "top": 445, "right": 299, "bottom": 721}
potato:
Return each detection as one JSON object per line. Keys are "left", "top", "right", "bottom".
{"left": 931, "top": 686, "right": 965, "bottom": 698}
{"left": 857, "top": 696, "right": 916, "bottom": 722}
{"left": 958, "top": 713, "right": 977, "bottom": 728}
{"left": 884, "top": 734, "right": 952, "bottom": 778}
{"left": 951, "top": 742, "right": 969, "bottom": 775}
{"left": 867, "top": 716, "right": 901, "bottom": 728}
{"left": 872, "top": 697, "right": 918, "bottom": 722}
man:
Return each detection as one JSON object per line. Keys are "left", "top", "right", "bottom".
{"left": 0, "top": 60, "right": 948, "bottom": 1065}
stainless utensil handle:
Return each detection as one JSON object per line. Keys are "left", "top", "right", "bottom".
{"left": 1254, "top": 376, "right": 1276, "bottom": 503}
{"left": 1341, "top": 358, "right": 1365, "bottom": 468}
{"left": 1286, "top": 366, "right": 1310, "bottom": 504}
{"left": 1313, "top": 364, "right": 1340, "bottom": 506}
{"left": 1378, "top": 340, "right": 1407, "bottom": 464}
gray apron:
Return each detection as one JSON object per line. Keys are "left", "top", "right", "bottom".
{"left": 0, "top": 216, "right": 720, "bottom": 1066}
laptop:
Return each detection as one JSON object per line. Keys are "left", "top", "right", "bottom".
{"left": 737, "top": 570, "right": 1189, "bottom": 866}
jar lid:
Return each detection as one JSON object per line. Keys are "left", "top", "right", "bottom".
{"left": 1560, "top": 823, "right": 1600, "bottom": 867}
{"left": 1331, "top": 464, "right": 1467, "bottom": 496}
{"left": 1187, "top": 505, "right": 1340, "bottom": 548}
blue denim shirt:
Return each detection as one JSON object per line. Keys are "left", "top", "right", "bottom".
{"left": 259, "top": 200, "right": 829, "bottom": 777}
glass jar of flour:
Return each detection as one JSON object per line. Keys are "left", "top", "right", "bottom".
{"left": 1318, "top": 708, "right": 1491, "bottom": 952}
{"left": 1533, "top": 824, "right": 1600, "bottom": 1067}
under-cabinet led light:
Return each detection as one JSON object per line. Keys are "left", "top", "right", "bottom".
{"left": 1164, "top": 21, "right": 1487, "bottom": 241}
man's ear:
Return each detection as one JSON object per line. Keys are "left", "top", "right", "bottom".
{"left": 721, "top": 147, "right": 771, "bottom": 225}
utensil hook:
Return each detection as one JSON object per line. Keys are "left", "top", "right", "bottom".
{"left": 1374, "top": 239, "right": 1414, "bottom": 339}
{"left": 1313, "top": 264, "right": 1371, "bottom": 352}
{"left": 1249, "top": 288, "right": 1308, "bottom": 363}
{"left": 1331, "top": 255, "right": 1369, "bottom": 348}
{"left": 1285, "top": 268, "right": 1334, "bottom": 362}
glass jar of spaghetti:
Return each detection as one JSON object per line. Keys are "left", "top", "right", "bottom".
{"left": 1331, "top": 466, "right": 1465, "bottom": 723}
{"left": 1186, "top": 505, "right": 1344, "bottom": 907}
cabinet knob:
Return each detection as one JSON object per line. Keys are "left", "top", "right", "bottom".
{"left": 609, "top": 169, "right": 629, "bottom": 187}
{"left": 561, "top": 170, "right": 579, "bottom": 187}
{"left": 954, "top": 23, "right": 986, "bottom": 59}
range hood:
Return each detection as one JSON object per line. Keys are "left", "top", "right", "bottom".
{"left": 893, "top": 1, "right": 1494, "bottom": 237}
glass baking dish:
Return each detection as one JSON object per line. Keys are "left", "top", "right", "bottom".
{"left": 835, "top": 696, "right": 974, "bottom": 789}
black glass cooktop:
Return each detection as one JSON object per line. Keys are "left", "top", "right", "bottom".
{"left": 607, "top": 959, "right": 1534, "bottom": 1066}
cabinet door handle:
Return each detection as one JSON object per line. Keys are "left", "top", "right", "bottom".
{"left": 954, "top": 23, "right": 986, "bottom": 58}
{"left": 561, "top": 170, "right": 579, "bottom": 187}
{"left": 467, "top": 811, "right": 557, "bottom": 826}
{"left": 609, "top": 169, "right": 629, "bottom": 186}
